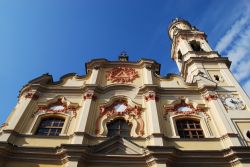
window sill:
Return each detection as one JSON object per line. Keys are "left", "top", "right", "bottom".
{"left": 165, "top": 137, "right": 219, "bottom": 141}
{"left": 15, "top": 133, "right": 70, "bottom": 139}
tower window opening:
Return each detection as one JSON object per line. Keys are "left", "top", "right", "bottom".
{"left": 214, "top": 75, "right": 220, "bottom": 81}
{"left": 246, "top": 130, "right": 250, "bottom": 139}
{"left": 176, "top": 119, "right": 204, "bottom": 139}
{"left": 178, "top": 50, "right": 183, "bottom": 61}
{"left": 190, "top": 40, "right": 204, "bottom": 52}
{"left": 35, "top": 117, "right": 64, "bottom": 136}
{"left": 107, "top": 118, "right": 131, "bottom": 137}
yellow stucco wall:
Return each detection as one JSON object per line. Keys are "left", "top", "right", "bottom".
{"left": 5, "top": 162, "right": 62, "bottom": 167}
{"left": 166, "top": 140, "right": 223, "bottom": 150}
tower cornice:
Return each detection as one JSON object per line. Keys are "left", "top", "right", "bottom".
{"left": 181, "top": 57, "right": 231, "bottom": 81}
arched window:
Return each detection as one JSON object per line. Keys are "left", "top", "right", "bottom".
{"left": 35, "top": 117, "right": 64, "bottom": 136}
{"left": 107, "top": 119, "right": 131, "bottom": 137}
{"left": 178, "top": 50, "right": 183, "bottom": 61}
{"left": 176, "top": 119, "right": 204, "bottom": 139}
{"left": 189, "top": 40, "right": 203, "bottom": 51}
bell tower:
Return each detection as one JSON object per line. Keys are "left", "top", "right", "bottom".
{"left": 168, "top": 18, "right": 219, "bottom": 83}
{"left": 168, "top": 18, "right": 250, "bottom": 148}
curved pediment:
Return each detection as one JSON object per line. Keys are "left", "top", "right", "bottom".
{"left": 34, "top": 96, "right": 80, "bottom": 117}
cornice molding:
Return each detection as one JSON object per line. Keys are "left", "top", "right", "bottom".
{"left": 0, "top": 141, "right": 249, "bottom": 166}
{"left": 17, "top": 83, "right": 204, "bottom": 99}
{"left": 85, "top": 58, "right": 161, "bottom": 74}
{"left": 181, "top": 56, "right": 231, "bottom": 80}
{"left": 138, "top": 84, "right": 200, "bottom": 95}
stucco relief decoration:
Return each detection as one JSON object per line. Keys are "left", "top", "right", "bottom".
{"left": 204, "top": 94, "right": 218, "bottom": 101}
{"left": 204, "top": 92, "right": 218, "bottom": 101}
{"left": 106, "top": 67, "right": 139, "bottom": 83}
{"left": 34, "top": 97, "right": 79, "bottom": 117}
{"left": 220, "top": 94, "right": 245, "bottom": 110}
{"left": 164, "top": 99, "right": 209, "bottom": 119}
{"left": 25, "top": 92, "right": 39, "bottom": 100}
{"left": 96, "top": 99, "right": 144, "bottom": 136}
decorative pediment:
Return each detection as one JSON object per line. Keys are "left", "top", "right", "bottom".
{"left": 92, "top": 136, "right": 144, "bottom": 155}
{"left": 106, "top": 67, "right": 139, "bottom": 83}
{"left": 99, "top": 99, "right": 142, "bottom": 117}
{"left": 34, "top": 97, "right": 79, "bottom": 117}
{"left": 96, "top": 98, "right": 144, "bottom": 137}
{"left": 164, "top": 97, "right": 209, "bottom": 119}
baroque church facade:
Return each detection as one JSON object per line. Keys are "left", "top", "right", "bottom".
{"left": 0, "top": 19, "right": 250, "bottom": 167}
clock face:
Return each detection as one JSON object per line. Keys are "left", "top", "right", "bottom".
{"left": 114, "top": 104, "right": 127, "bottom": 112}
{"left": 225, "top": 98, "right": 241, "bottom": 108}
{"left": 220, "top": 95, "right": 245, "bottom": 110}
{"left": 177, "top": 106, "right": 192, "bottom": 112}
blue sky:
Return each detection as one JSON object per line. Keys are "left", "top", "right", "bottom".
{"left": 0, "top": 0, "right": 249, "bottom": 124}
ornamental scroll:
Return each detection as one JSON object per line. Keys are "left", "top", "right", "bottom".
{"left": 164, "top": 99, "right": 209, "bottom": 119}
{"left": 34, "top": 97, "right": 79, "bottom": 117}
{"left": 96, "top": 99, "right": 144, "bottom": 137}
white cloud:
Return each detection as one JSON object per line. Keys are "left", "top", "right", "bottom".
{"left": 243, "top": 80, "right": 250, "bottom": 97}
{"left": 226, "top": 27, "right": 250, "bottom": 70}
{"left": 214, "top": 1, "right": 250, "bottom": 97}
{"left": 215, "top": 16, "right": 249, "bottom": 52}
{"left": 215, "top": 0, "right": 250, "bottom": 54}
{"left": 234, "top": 58, "right": 250, "bottom": 81}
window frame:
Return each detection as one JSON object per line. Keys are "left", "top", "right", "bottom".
{"left": 30, "top": 113, "right": 70, "bottom": 136}
{"left": 169, "top": 115, "right": 213, "bottom": 139}
{"left": 106, "top": 118, "right": 132, "bottom": 137}
{"left": 176, "top": 119, "right": 204, "bottom": 139}
{"left": 35, "top": 117, "right": 65, "bottom": 136}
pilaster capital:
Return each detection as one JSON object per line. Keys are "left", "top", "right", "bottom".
{"left": 24, "top": 91, "right": 40, "bottom": 100}
{"left": 144, "top": 91, "right": 158, "bottom": 102}
{"left": 83, "top": 90, "right": 97, "bottom": 101}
